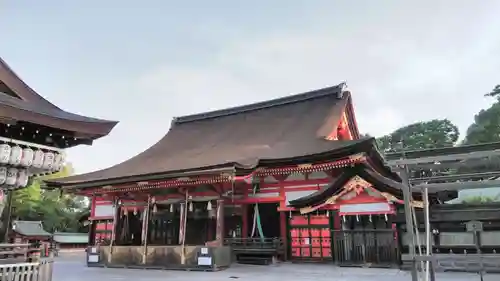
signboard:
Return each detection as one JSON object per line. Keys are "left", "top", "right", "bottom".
{"left": 339, "top": 202, "right": 393, "bottom": 215}
{"left": 197, "top": 256, "right": 212, "bottom": 266}
{"left": 88, "top": 255, "right": 99, "bottom": 263}
{"left": 466, "top": 220, "right": 483, "bottom": 232}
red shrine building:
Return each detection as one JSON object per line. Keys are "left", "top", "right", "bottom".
{"left": 45, "top": 83, "right": 454, "bottom": 268}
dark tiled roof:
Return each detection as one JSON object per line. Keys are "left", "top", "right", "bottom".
{"left": 46, "top": 84, "right": 362, "bottom": 188}
{"left": 53, "top": 232, "right": 88, "bottom": 244}
{"left": 11, "top": 221, "right": 52, "bottom": 237}
{"left": 0, "top": 57, "right": 118, "bottom": 138}
{"left": 288, "top": 163, "right": 458, "bottom": 208}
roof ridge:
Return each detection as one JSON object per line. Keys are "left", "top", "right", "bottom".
{"left": 174, "top": 83, "right": 346, "bottom": 124}
{"left": 0, "top": 57, "right": 60, "bottom": 109}
{"left": 14, "top": 220, "right": 42, "bottom": 223}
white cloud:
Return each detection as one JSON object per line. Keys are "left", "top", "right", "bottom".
{"left": 135, "top": 25, "right": 500, "bottom": 137}
{"left": 67, "top": 1, "right": 500, "bottom": 174}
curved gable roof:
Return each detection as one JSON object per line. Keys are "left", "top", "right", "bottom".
{"left": 46, "top": 84, "right": 359, "bottom": 188}
{"left": 288, "top": 163, "right": 458, "bottom": 208}
{"left": 0, "top": 57, "right": 118, "bottom": 139}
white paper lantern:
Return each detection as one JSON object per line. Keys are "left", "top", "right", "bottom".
{"left": 8, "top": 146, "right": 22, "bottom": 166}
{"left": 42, "top": 152, "right": 55, "bottom": 170}
{"left": 16, "top": 169, "right": 29, "bottom": 187}
{"left": 60, "top": 152, "right": 66, "bottom": 166}
{"left": 0, "top": 167, "right": 7, "bottom": 184}
{"left": 0, "top": 144, "right": 11, "bottom": 164}
{"left": 53, "top": 153, "right": 62, "bottom": 171}
{"left": 6, "top": 168, "right": 18, "bottom": 186}
{"left": 33, "top": 150, "right": 44, "bottom": 168}
{"left": 20, "top": 147, "right": 34, "bottom": 167}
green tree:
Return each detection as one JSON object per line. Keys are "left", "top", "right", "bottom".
{"left": 376, "top": 119, "right": 460, "bottom": 152}
{"left": 484, "top": 84, "right": 500, "bottom": 99}
{"left": 457, "top": 85, "right": 500, "bottom": 174}
{"left": 5, "top": 163, "right": 89, "bottom": 234}
{"left": 463, "top": 85, "right": 500, "bottom": 144}
{"left": 460, "top": 195, "right": 500, "bottom": 204}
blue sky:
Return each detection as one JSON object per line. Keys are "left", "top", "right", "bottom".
{"left": 2, "top": 1, "right": 500, "bottom": 179}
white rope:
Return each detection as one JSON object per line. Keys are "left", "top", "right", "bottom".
{"left": 251, "top": 204, "right": 257, "bottom": 237}
{"left": 250, "top": 183, "right": 258, "bottom": 238}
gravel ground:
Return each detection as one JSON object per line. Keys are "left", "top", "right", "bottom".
{"left": 52, "top": 253, "right": 498, "bottom": 281}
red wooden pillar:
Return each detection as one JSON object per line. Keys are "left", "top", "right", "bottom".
{"left": 280, "top": 211, "right": 287, "bottom": 259}
{"left": 333, "top": 209, "right": 341, "bottom": 230}
{"left": 207, "top": 218, "right": 213, "bottom": 241}
{"left": 242, "top": 204, "right": 248, "bottom": 238}
{"left": 215, "top": 199, "right": 225, "bottom": 245}
{"left": 278, "top": 178, "right": 288, "bottom": 259}
{"left": 90, "top": 196, "right": 96, "bottom": 218}
{"left": 89, "top": 194, "right": 96, "bottom": 245}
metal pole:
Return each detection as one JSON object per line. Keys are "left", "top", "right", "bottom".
{"left": 399, "top": 166, "right": 419, "bottom": 281}
{"left": 422, "top": 187, "right": 431, "bottom": 281}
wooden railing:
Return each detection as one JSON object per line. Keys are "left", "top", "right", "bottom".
{"left": 0, "top": 244, "right": 40, "bottom": 263}
{"left": 0, "top": 243, "right": 53, "bottom": 280}
{"left": 0, "top": 259, "right": 53, "bottom": 281}
{"left": 224, "top": 238, "right": 285, "bottom": 253}
{"left": 224, "top": 238, "right": 285, "bottom": 264}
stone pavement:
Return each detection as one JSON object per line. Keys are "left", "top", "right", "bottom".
{"left": 53, "top": 253, "right": 498, "bottom": 281}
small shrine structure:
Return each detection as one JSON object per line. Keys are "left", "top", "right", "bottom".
{"left": 53, "top": 232, "right": 89, "bottom": 250}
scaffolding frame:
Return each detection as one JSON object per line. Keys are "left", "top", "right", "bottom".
{"left": 386, "top": 142, "right": 500, "bottom": 281}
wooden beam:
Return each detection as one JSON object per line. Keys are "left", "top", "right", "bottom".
{"left": 413, "top": 179, "right": 500, "bottom": 192}
{"left": 108, "top": 197, "right": 120, "bottom": 263}
{"left": 178, "top": 202, "right": 186, "bottom": 245}
{"left": 208, "top": 184, "right": 222, "bottom": 195}
{"left": 215, "top": 199, "right": 225, "bottom": 246}
{"left": 410, "top": 171, "right": 500, "bottom": 184}
{"left": 141, "top": 195, "right": 151, "bottom": 264}
{"left": 388, "top": 150, "right": 500, "bottom": 166}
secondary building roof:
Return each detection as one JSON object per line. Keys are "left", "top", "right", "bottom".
{"left": 53, "top": 232, "right": 89, "bottom": 244}
{"left": 45, "top": 83, "right": 362, "bottom": 188}
{"left": 11, "top": 221, "right": 52, "bottom": 237}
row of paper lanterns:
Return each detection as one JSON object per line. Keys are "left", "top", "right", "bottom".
{"left": 0, "top": 167, "right": 29, "bottom": 187}
{"left": 0, "top": 144, "right": 64, "bottom": 171}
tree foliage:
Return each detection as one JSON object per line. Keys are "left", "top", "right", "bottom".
{"left": 463, "top": 86, "right": 500, "bottom": 145}
{"left": 376, "top": 119, "right": 460, "bottom": 153}
{"left": 371, "top": 85, "right": 500, "bottom": 203}
{"left": 3, "top": 164, "right": 89, "bottom": 235}
{"left": 460, "top": 195, "right": 500, "bottom": 204}
{"left": 484, "top": 84, "right": 500, "bottom": 99}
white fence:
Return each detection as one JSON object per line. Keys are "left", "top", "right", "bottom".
{"left": 0, "top": 259, "right": 53, "bottom": 281}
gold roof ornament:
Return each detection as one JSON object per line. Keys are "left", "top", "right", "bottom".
{"left": 348, "top": 153, "right": 366, "bottom": 162}
{"left": 410, "top": 201, "right": 424, "bottom": 208}
{"left": 380, "top": 192, "right": 399, "bottom": 202}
